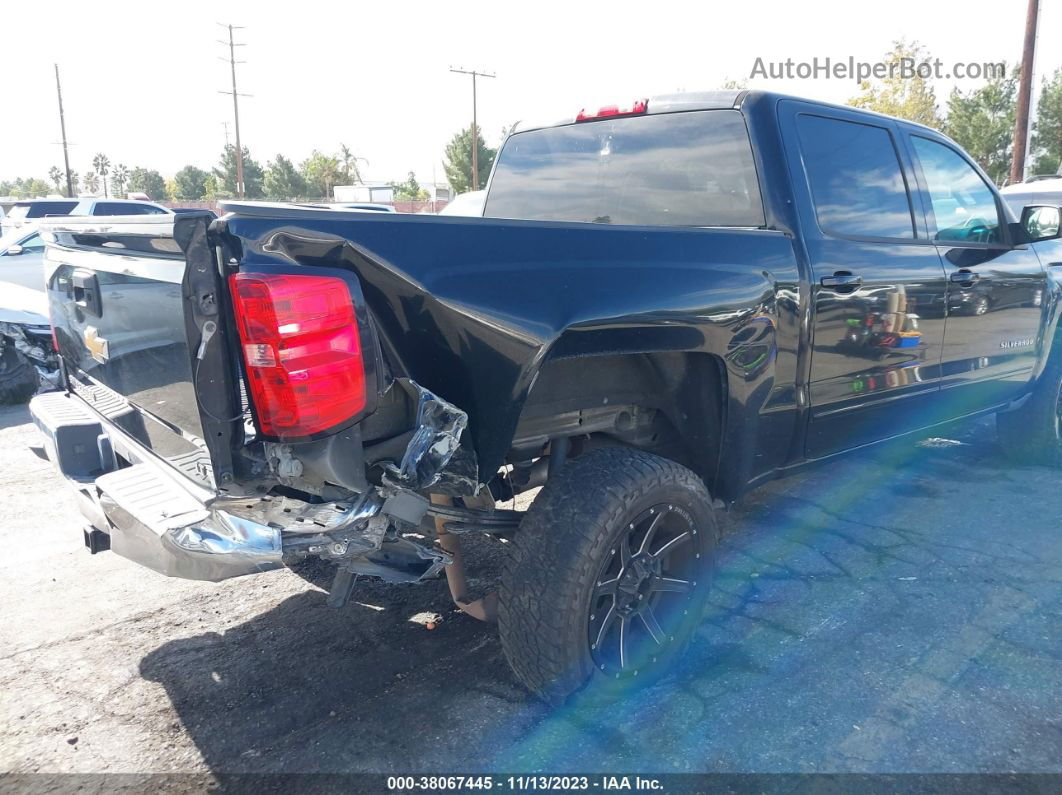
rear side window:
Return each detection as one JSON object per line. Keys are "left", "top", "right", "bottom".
{"left": 485, "top": 110, "right": 765, "bottom": 227}
{"left": 796, "top": 115, "right": 914, "bottom": 240}
{"left": 13, "top": 201, "right": 77, "bottom": 219}
{"left": 92, "top": 202, "right": 167, "bottom": 216}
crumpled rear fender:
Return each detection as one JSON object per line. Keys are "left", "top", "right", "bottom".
{"left": 219, "top": 209, "right": 802, "bottom": 485}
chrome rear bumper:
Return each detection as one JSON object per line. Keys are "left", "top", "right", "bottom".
{"left": 30, "top": 391, "right": 283, "bottom": 582}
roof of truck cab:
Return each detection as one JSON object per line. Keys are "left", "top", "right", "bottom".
{"left": 509, "top": 89, "right": 944, "bottom": 137}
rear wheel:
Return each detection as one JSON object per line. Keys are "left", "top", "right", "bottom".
{"left": 498, "top": 447, "right": 718, "bottom": 704}
{"left": 0, "top": 344, "right": 38, "bottom": 405}
{"left": 997, "top": 353, "right": 1062, "bottom": 467}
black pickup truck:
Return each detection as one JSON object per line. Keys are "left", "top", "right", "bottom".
{"left": 30, "top": 90, "right": 1062, "bottom": 702}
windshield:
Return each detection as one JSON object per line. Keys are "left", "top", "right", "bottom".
{"left": 0, "top": 226, "right": 36, "bottom": 252}
{"left": 484, "top": 109, "right": 764, "bottom": 227}
{"left": 9, "top": 201, "right": 77, "bottom": 220}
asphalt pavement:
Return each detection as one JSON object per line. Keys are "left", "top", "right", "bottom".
{"left": 1, "top": 403, "right": 1060, "bottom": 776}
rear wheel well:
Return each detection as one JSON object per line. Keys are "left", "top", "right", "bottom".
{"left": 503, "top": 352, "right": 725, "bottom": 494}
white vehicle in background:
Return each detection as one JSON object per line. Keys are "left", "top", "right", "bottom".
{"left": 70, "top": 197, "right": 171, "bottom": 217}
{"left": 1001, "top": 176, "right": 1062, "bottom": 221}
{"left": 439, "top": 190, "right": 485, "bottom": 216}
{"left": 1, "top": 197, "right": 171, "bottom": 234}
{"left": 1, "top": 199, "right": 79, "bottom": 234}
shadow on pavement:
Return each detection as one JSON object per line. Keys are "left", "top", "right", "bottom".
{"left": 139, "top": 538, "right": 547, "bottom": 774}
{"left": 139, "top": 419, "right": 1062, "bottom": 774}
{"left": 0, "top": 403, "right": 33, "bottom": 433}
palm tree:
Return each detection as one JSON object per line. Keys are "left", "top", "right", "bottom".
{"left": 92, "top": 154, "right": 111, "bottom": 198}
{"left": 83, "top": 170, "right": 100, "bottom": 194}
{"left": 111, "top": 164, "right": 129, "bottom": 198}
{"left": 48, "top": 166, "right": 64, "bottom": 194}
{"left": 339, "top": 143, "right": 366, "bottom": 184}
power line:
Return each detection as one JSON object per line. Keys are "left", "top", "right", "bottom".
{"left": 449, "top": 66, "right": 495, "bottom": 191}
{"left": 218, "top": 23, "right": 251, "bottom": 198}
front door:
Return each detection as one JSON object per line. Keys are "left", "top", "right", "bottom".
{"left": 1, "top": 231, "right": 47, "bottom": 291}
{"left": 906, "top": 134, "right": 1048, "bottom": 414}
{"left": 781, "top": 103, "right": 949, "bottom": 458}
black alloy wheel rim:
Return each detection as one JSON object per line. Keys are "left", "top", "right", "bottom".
{"left": 587, "top": 503, "right": 700, "bottom": 677}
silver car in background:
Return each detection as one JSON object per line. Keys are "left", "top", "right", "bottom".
{"left": 0, "top": 223, "right": 56, "bottom": 401}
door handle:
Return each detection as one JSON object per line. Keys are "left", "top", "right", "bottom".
{"left": 71, "top": 270, "right": 103, "bottom": 317}
{"left": 820, "top": 272, "right": 863, "bottom": 290}
{"left": 950, "top": 269, "right": 980, "bottom": 284}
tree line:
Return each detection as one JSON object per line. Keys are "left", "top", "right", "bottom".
{"left": 1, "top": 159, "right": 167, "bottom": 202}
{"left": 848, "top": 40, "right": 1061, "bottom": 184}
{"left": 1, "top": 128, "right": 498, "bottom": 203}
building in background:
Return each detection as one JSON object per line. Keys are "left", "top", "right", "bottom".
{"left": 333, "top": 183, "right": 394, "bottom": 204}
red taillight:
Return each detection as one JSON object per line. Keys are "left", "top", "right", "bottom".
{"left": 229, "top": 271, "right": 366, "bottom": 439}
{"left": 575, "top": 99, "right": 648, "bottom": 122}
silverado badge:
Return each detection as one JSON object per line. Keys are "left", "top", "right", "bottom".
{"left": 84, "top": 326, "right": 109, "bottom": 363}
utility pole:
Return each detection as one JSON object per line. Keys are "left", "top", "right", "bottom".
{"left": 218, "top": 24, "right": 249, "bottom": 198}
{"left": 54, "top": 64, "right": 73, "bottom": 198}
{"left": 450, "top": 67, "right": 495, "bottom": 191}
{"left": 1010, "top": 0, "right": 1040, "bottom": 185}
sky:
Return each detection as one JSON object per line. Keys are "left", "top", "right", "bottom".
{"left": 2, "top": 0, "right": 1059, "bottom": 189}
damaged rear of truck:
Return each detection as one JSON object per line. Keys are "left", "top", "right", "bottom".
{"left": 32, "top": 93, "right": 806, "bottom": 700}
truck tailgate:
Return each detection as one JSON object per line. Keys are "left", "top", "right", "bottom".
{"left": 42, "top": 213, "right": 237, "bottom": 490}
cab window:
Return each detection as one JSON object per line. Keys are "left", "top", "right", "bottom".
{"left": 485, "top": 110, "right": 765, "bottom": 227}
{"left": 910, "top": 136, "right": 1002, "bottom": 244}
{"left": 795, "top": 114, "right": 915, "bottom": 240}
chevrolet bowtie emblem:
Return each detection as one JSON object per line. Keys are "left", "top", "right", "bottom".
{"left": 84, "top": 326, "right": 109, "bottom": 363}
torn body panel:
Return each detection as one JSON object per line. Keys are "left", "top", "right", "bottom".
{"left": 380, "top": 379, "right": 476, "bottom": 494}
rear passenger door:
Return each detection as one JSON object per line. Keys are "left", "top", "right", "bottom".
{"left": 904, "top": 133, "right": 1047, "bottom": 412}
{"left": 780, "top": 101, "right": 949, "bottom": 458}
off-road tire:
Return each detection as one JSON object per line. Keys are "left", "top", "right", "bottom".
{"left": 0, "top": 345, "right": 38, "bottom": 405}
{"left": 997, "top": 353, "right": 1062, "bottom": 467}
{"left": 498, "top": 448, "right": 718, "bottom": 704}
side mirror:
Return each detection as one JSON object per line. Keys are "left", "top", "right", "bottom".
{"left": 1021, "top": 205, "right": 1062, "bottom": 242}
{"left": 5, "top": 244, "right": 24, "bottom": 256}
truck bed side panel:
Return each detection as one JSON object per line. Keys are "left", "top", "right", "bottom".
{"left": 221, "top": 210, "right": 803, "bottom": 486}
